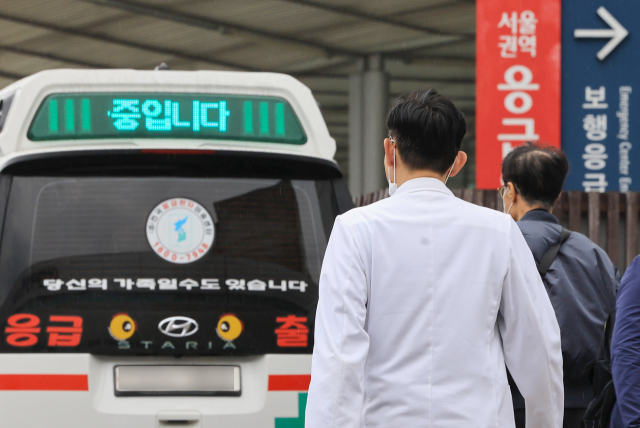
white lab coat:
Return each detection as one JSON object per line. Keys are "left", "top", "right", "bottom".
{"left": 306, "top": 178, "right": 563, "bottom": 428}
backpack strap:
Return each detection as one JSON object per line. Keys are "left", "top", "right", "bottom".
{"left": 537, "top": 227, "right": 571, "bottom": 278}
{"left": 603, "top": 309, "right": 616, "bottom": 367}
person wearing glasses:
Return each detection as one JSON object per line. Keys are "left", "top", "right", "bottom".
{"left": 306, "top": 90, "right": 563, "bottom": 428}
{"left": 500, "top": 142, "right": 619, "bottom": 428}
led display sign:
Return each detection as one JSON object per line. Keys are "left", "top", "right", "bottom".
{"left": 28, "top": 93, "right": 307, "bottom": 145}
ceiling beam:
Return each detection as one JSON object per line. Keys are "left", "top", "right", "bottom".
{"left": 80, "top": 0, "right": 363, "bottom": 57}
{"left": 286, "top": 57, "right": 354, "bottom": 74}
{"left": 0, "top": 69, "right": 26, "bottom": 80}
{"left": 322, "top": 117, "right": 476, "bottom": 127}
{"left": 321, "top": 105, "right": 476, "bottom": 113}
{"left": 0, "top": 12, "right": 256, "bottom": 71}
{"left": 0, "top": 44, "right": 112, "bottom": 69}
{"left": 326, "top": 111, "right": 476, "bottom": 120}
{"left": 397, "top": 38, "right": 475, "bottom": 57}
{"left": 386, "top": 53, "right": 475, "bottom": 65}
{"left": 280, "top": 0, "right": 472, "bottom": 39}
{"left": 292, "top": 52, "right": 475, "bottom": 75}
{"left": 389, "top": 76, "right": 476, "bottom": 85}
{"left": 297, "top": 73, "right": 475, "bottom": 85}
{"left": 312, "top": 89, "right": 475, "bottom": 100}
{"left": 389, "top": 0, "right": 475, "bottom": 16}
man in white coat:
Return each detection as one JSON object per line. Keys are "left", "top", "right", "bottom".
{"left": 306, "top": 89, "right": 563, "bottom": 428}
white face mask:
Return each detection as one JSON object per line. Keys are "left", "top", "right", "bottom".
{"left": 504, "top": 202, "right": 514, "bottom": 215}
{"left": 444, "top": 158, "right": 456, "bottom": 185}
{"left": 388, "top": 146, "right": 397, "bottom": 196}
{"left": 502, "top": 191, "right": 514, "bottom": 214}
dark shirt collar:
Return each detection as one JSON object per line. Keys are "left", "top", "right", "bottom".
{"left": 519, "top": 208, "right": 560, "bottom": 225}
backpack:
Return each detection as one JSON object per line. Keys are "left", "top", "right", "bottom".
{"left": 582, "top": 310, "right": 617, "bottom": 428}
{"left": 538, "top": 227, "right": 609, "bottom": 383}
{"left": 508, "top": 227, "right": 572, "bottom": 405}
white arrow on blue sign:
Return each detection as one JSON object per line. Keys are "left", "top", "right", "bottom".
{"left": 574, "top": 7, "right": 628, "bottom": 61}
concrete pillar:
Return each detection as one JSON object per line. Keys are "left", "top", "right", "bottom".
{"left": 362, "top": 54, "right": 389, "bottom": 194}
{"left": 348, "top": 59, "right": 365, "bottom": 197}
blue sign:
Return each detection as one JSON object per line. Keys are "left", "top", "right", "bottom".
{"left": 562, "top": 1, "right": 637, "bottom": 191}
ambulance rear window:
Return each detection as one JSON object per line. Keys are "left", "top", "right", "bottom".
{"left": 0, "top": 153, "right": 349, "bottom": 356}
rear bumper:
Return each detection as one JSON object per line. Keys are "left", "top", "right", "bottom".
{"left": 0, "top": 353, "right": 311, "bottom": 428}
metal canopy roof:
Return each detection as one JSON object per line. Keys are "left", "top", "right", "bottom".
{"left": 0, "top": 0, "right": 476, "bottom": 187}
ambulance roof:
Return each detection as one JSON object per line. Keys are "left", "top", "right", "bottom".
{"left": 0, "top": 69, "right": 336, "bottom": 166}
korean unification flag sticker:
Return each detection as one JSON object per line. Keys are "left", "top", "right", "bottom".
{"left": 146, "top": 197, "right": 214, "bottom": 264}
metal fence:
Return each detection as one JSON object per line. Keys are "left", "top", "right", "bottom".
{"left": 354, "top": 189, "right": 640, "bottom": 271}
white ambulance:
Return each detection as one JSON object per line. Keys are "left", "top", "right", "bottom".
{"left": 0, "top": 69, "right": 352, "bottom": 427}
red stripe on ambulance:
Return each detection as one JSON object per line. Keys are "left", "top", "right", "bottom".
{"left": 0, "top": 374, "right": 88, "bottom": 391}
{"left": 268, "top": 374, "right": 311, "bottom": 391}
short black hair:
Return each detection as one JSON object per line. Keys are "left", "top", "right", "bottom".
{"left": 501, "top": 142, "right": 569, "bottom": 209}
{"left": 386, "top": 89, "right": 467, "bottom": 173}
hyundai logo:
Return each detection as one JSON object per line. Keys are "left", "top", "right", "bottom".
{"left": 158, "top": 316, "right": 199, "bottom": 337}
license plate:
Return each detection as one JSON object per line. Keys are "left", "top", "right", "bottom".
{"left": 114, "top": 365, "right": 241, "bottom": 396}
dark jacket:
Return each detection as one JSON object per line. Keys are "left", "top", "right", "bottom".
{"left": 611, "top": 256, "right": 640, "bottom": 427}
{"left": 510, "top": 209, "right": 619, "bottom": 409}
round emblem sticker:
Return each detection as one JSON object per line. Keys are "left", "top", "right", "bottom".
{"left": 146, "top": 197, "right": 214, "bottom": 264}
